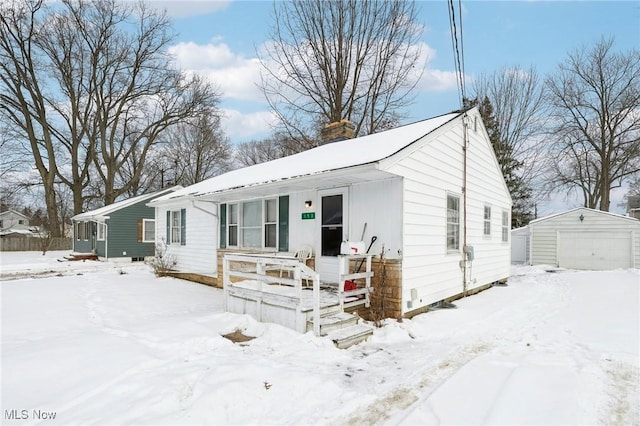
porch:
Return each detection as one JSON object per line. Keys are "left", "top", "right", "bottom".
{"left": 223, "top": 253, "right": 376, "bottom": 348}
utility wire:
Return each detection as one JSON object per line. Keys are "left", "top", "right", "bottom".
{"left": 448, "top": 0, "right": 466, "bottom": 107}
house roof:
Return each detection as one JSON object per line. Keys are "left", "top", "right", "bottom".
{"left": 628, "top": 195, "right": 640, "bottom": 211}
{"left": 529, "top": 207, "right": 640, "bottom": 225}
{"left": 0, "top": 209, "right": 30, "bottom": 220}
{"left": 151, "top": 111, "right": 462, "bottom": 203}
{"left": 72, "top": 186, "right": 181, "bottom": 221}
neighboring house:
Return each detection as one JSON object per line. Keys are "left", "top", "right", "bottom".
{"left": 514, "top": 207, "right": 640, "bottom": 270}
{"left": 0, "top": 210, "right": 33, "bottom": 237}
{"left": 628, "top": 195, "right": 640, "bottom": 220}
{"left": 72, "top": 187, "right": 180, "bottom": 261}
{"left": 149, "top": 107, "right": 512, "bottom": 319}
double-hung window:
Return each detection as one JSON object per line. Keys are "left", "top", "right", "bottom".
{"left": 166, "top": 209, "right": 186, "bottom": 245}
{"left": 97, "top": 223, "right": 106, "bottom": 241}
{"left": 484, "top": 205, "right": 491, "bottom": 236}
{"left": 502, "top": 210, "right": 509, "bottom": 242}
{"left": 142, "top": 219, "right": 155, "bottom": 242}
{"left": 84, "top": 222, "right": 91, "bottom": 240}
{"left": 264, "top": 199, "right": 277, "bottom": 248}
{"left": 171, "top": 211, "right": 181, "bottom": 244}
{"left": 447, "top": 194, "right": 460, "bottom": 251}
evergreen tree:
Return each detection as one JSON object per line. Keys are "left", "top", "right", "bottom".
{"left": 464, "top": 97, "right": 534, "bottom": 228}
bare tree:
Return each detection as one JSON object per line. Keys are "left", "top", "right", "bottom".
{"left": 472, "top": 65, "right": 548, "bottom": 189}
{"left": 0, "top": 0, "right": 63, "bottom": 236}
{"left": 545, "top": 37, "right": 640, "bottom": 211}
{"left": 259, "top": 0, "right": 424, "bottom": 145}
{"left": 157, "top": 114, "right": 232, "bottom": 186}
{"left": 234, "top": 132, "right": 305, "bottom": 166}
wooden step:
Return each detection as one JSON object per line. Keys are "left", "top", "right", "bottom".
{"left": 327, "top": 323, "right": 374, "bottom": 349}
{"left": 308, "top": 312, "right": 359, "bottom": 336}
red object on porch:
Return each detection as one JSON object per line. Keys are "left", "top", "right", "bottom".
{"left": 344, "top": 280, "right": 357, "bottom": 291}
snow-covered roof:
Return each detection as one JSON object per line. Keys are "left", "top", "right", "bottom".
{"left": 529, "top": 206, "right": 640, "bottom": 225}
{"left": 151, "top": 111, "right": 461, "bottom": 203}
{"left": 72, "top": 186, "right": 181, "bottom": 221}
{"left": 0, "top": 209, "right": 30, "bottom": 220}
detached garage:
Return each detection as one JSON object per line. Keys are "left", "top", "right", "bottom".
{"left": 523, "top": 207, "right": 640, "bottom": 270}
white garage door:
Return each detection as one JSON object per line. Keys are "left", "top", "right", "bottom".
{"left": 558, "top": 231, "right": 632, "bottom": 270}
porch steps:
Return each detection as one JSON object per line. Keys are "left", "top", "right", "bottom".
{"left": 327, "top": 324, "right": 374, "bottom": 349}
{"left": 308, "top": 312, "right": 374, "bottom": 349}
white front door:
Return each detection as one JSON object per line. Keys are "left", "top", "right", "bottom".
{"left": 315, "top": 188, "right": 349, "bottom": 283}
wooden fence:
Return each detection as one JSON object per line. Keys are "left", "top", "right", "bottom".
{"left": 0, "top": 237, "right": 72, "bottom": 252}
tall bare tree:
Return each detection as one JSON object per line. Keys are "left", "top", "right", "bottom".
{"left": 259, "top": 0, "right": 424, "bottom": 146}
{"left": 0, "top": 0, "right": 63, "bottom": 235}
{"left": 1, "top": 0, "right": 222, "bottom": 221}
{"left": 545, "top": 37, "right": 640, "bottom": 211}
{"left": 472, "top": 65, "right": 548, "bottom": 190}
{"left": 157, "top": 114, "right": 232, "bottom": 186}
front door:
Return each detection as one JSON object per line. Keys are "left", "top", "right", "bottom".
{"left": 316, "top": 188, "right": 348, "bottom": 283}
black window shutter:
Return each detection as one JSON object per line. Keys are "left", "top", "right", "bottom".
{"left": 219, "top": 204, "right": 227, "bottom": 248}
{"left": 278, "top": 195, "right": 289, "bottom": 252}
{"left": 180, "top": 208, "right": 186, "bottom": 245}
{"left": 166, "top": 211, "right": 171, "bottom": 244}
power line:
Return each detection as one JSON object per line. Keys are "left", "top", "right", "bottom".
{"left": 448, "top": 0, "right": 466, "bottom": 107}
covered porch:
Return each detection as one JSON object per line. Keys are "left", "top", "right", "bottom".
{"left": 223, "top": 252, "right": 375, "bottom": 348}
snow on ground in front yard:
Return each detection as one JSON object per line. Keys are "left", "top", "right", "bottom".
{"left": 1, "top": 251, "right": 638, "bottom": 425}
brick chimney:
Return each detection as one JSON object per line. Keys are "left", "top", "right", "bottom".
{"left": 320, "top": 119, "right": 356, "bottom": 144}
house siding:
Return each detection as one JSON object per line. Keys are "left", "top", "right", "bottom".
{"left": 158, "top": 202, "right": 217, "bottom": 276}
{"left": 529, "top": 208, "right": 640, "bottom": 268}
{"left": 386, "top": 110, "right": 511, "bottom": 313}
{"left": 106, "top": 202, "right": 156, "bottom": 259}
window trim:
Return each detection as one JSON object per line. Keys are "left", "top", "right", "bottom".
{"left": 226, "top": 197, "right": 279, "bottom": 250}
{"left": 502, "top": 210, "right": 509, "bottom": 243}
{"left": 142, "top": 219, "right": 155, "bottom": 243}
{"left": 170, "top": 210, "right": 181, "bottom": 244}
{"left": 97, "top": 223, "right": 106, "bottom": 241}
{"left": 483, "top": 205, "right": 492, "bottom": 237}
{"left": 446, "top": 193, "right": 460, "bottom": 252}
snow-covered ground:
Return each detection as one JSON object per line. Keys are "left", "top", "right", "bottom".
{"left": 1, "top": 251, "right": 638, "bottom": 425}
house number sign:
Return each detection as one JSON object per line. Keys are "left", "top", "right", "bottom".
{"left": 301, "top": 212, "right": 315, "bottom": 220}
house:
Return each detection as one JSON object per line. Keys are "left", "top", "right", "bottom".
{"left": 72, "top": 187, "right": 180, "bottom": 261}
{"left": 0, "top": 210, "right": 34, "bottom": 237}
{"left": 149, "top": 107, "right": 512, "bottom": 322}
{"left": 628, "top": 195, "right": 640, "bottom": 220}
{"left": 513, "top": 207, "right": 640, "bottom": 270}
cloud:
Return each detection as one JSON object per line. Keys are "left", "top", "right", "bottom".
{"left": 413, "top": 42, "right": 462, "bottom": 92}
{"left": 141, "top": 0, "right": 230, "bottom": 18}
{"left": 221, "top": 109, "right": 277, "bottom": 142}
{"left": 168, "top": 41, "right": 264, "bottom": 102}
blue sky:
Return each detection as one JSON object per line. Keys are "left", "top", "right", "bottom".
{"left": 152, "top": 0, "right": 639, "bottom": 144}
{"left": 148, "top": 0, "right": 638, "bottom": 214}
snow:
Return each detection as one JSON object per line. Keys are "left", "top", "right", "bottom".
{"left": 151, "top": 112, "right": 459, "bottom": 202}
{"left": 1, "top": 251, "right": 638, "bottom": 425}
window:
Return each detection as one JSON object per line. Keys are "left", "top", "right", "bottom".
{"left": 0, "top": 220, "right": 3, "bottom": 228}
{"left": 226, "top": 198, "right": 280, "bottom": 249}
{"left": 484, "top": 205, "right": 491, "bottom": 236}
{"left": 502, "top": 210, "right": 509, "bottom": 242}
{"left": 228, "top": 204, "right": 238, "bottom": 246}
{"left": 171, "top": 211, "right": 181, "bottom": 244}
{"left": 143, "top": 219, "right": 155, "bottom": 242}
{"left": 264, "top": 199, "right": 277, "bottom": 248}
{"left": 321, "top": 194, "right": 343, "bottom": 256}
{"left": 84, "top": 222, "right": 91, "bottom": 240}
{"left": 18, "top": 219, "right": 24, "bottom": 225}
{"left": 97, "top": 223, "right": 106, "bottom": 241}
{"left": 76, "top": 222, "right": 83, "bottom": 240}
{"left": 166, "top": 210, "right": 185, "bottom": 245}
{"left": 447, "top": 194, "right": 460, "bottom": 251}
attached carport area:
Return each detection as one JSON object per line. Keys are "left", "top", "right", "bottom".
{"left": 558, "top": 231, "right": 632, "bottom": 270}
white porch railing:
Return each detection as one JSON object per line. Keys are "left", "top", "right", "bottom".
{"left": 223, "top": 253, "right": 322, "bottom": 335}
{"left": 338, "top": 254, "right": 374, "bottom": 310}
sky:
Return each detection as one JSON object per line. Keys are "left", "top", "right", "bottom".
{"left": 145, "top": 0, "right": 640, "bottom": 145}
{"left": 2, "top": 250, "right": 638, "bottom": 424}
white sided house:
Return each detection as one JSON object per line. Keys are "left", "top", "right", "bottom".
{"left": 518, "top": 207, "right": 640, "bottom": 270}
{"left": 149, "top": 108, "right": 512, "bottom": 320}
